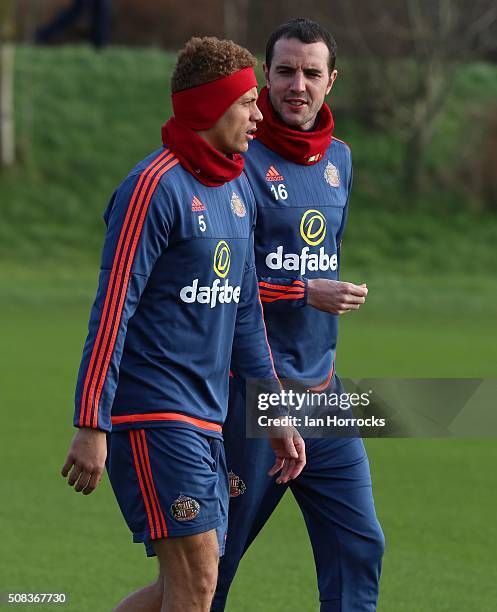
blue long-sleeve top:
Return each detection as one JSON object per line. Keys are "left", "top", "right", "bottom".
{"left": 243, "top": 137, "right": 352, "bottom": 389}
{"left": 74, "top": 146, "right": 278, "bottom": 437}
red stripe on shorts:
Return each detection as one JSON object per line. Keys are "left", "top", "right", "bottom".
{"left": 137, "top": 429, "right": 168, "bottom": 538}
{"left": 129, "top": 430, "right": 157, "bottom": 540}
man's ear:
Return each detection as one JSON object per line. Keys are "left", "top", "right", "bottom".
{"left": 263, "top": 63, "right": 270, "bottom": 88}
{"left": 326, "top": 69, "right": 338, "bottom": 95}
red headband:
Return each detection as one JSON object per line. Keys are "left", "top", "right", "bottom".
{"left": 172, "top": 67, "right": 258, "bottom": 130}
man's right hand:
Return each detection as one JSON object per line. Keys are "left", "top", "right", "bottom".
{"left": 268, "top": 426, "right": 306, "bottom": 484}
{"left": 61, "top": 428, "right": 107, "bottom": 495}
{"left": 308, "top": 279, "right": 368, "bottom": 314}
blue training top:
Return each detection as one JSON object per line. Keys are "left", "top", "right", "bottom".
{"left": 74, "top": 146, "right": 278, "bottom": 436}
{"left": 243, "top": 136, "right": 352, "bottom": 388}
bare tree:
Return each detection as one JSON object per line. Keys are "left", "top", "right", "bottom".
{"left": 0, "top": 0, "right": 15, "bottom": 167}
{"left": 340, "top": 0, "right": 497, "bottom": 194}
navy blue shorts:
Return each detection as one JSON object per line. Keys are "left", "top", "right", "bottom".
{"left": 106, "top": 427, "right": 228, "bottom": 557}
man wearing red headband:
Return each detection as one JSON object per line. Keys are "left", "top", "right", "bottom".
{"left": 61, "top": 37, "right": 305, "bottom": 611}
{"left": 213, "top": 20, "right": 384, "bottom": 612}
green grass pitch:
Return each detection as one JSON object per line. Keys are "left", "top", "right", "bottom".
{"left": 1, "top": 294, "right": 496, "bottom": 611}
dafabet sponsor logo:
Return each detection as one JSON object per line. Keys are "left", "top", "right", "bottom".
{"left": 180, "top": 240, "right": 241, "bottom": 308}
{"left": 266, "top": 209, "right": 338, "bottom": 275}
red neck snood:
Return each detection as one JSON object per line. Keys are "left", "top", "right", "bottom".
{"left": 256, "top": 87, "right": 334, "bottom": 165}
{"left": 162, "top": 119, "right": 244, "bottom": 187}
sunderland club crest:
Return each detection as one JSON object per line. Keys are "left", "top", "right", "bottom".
{"left": 170, "top": 494, "right": 200, "bottom": 521}
{"left": 324, "top": 161, "right": 340, "bottom": 187}
{"left": 229, "top": 471, "right": 246, "bottom": 497}
{"left": 231, "top": 192, "right": 246, "bottom": 217}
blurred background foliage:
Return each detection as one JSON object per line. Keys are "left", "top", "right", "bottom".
{"left": 2, "top": 0, "right": 497, "bottom": 270}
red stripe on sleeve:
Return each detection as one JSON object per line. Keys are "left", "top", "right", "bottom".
{"left": 259, "top": 288, "right": 305, "bottom": 302}
{"left": 79, "top": 150, "right": 179, "bottom": 429}
{"left": 259, "top": 287, "right": 305, "bottom": 297}
{"left": 80, "top": 149, "right": 173, "bottom": 427}
{"left": 259, "top": 291, "right": 304, "bottom": 299}
{"left": 259, "top": 280, "right": 305, "bottom": 292}
{"left": 91, "top": 156, "right": 179, "bottom": 427}
{"left": 260, "top": 292, "right": 305, "bottom": 303}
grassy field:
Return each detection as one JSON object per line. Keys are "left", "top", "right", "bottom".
{"left": 1, "top": 284, "right": 496, "bottom": 611}
{"left": 1, "top": 46, "right": 497, "bottom": 611}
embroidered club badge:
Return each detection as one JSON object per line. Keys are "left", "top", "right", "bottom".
{"left": 324, "top": 161, "right": 340, "bottom": 187}
{"left": 170, "top": 494, "right": 200, "bottom": 521}
{"left": 228, "top": 471, "right": 247, "bottom": 497}
{"left": 231, "top": 192, "right": 246, "bottom": 217}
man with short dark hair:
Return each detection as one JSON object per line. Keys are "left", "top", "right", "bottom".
{"left": 213, "top": 19, "right": 384, "bottom": 612}
{"left": 61, "top": 36, "right": 305, "bottom": 612}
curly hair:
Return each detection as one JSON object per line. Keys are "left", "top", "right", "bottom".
{"left": 171, "top": 36, "right": 257, "bottom": 93}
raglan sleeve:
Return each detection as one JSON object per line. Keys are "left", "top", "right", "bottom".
{"left": 73, "top": 170, "right": 174, "bottom": 432}
{"left": 336, "top": 157, "right": 353, "bottom": 272}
